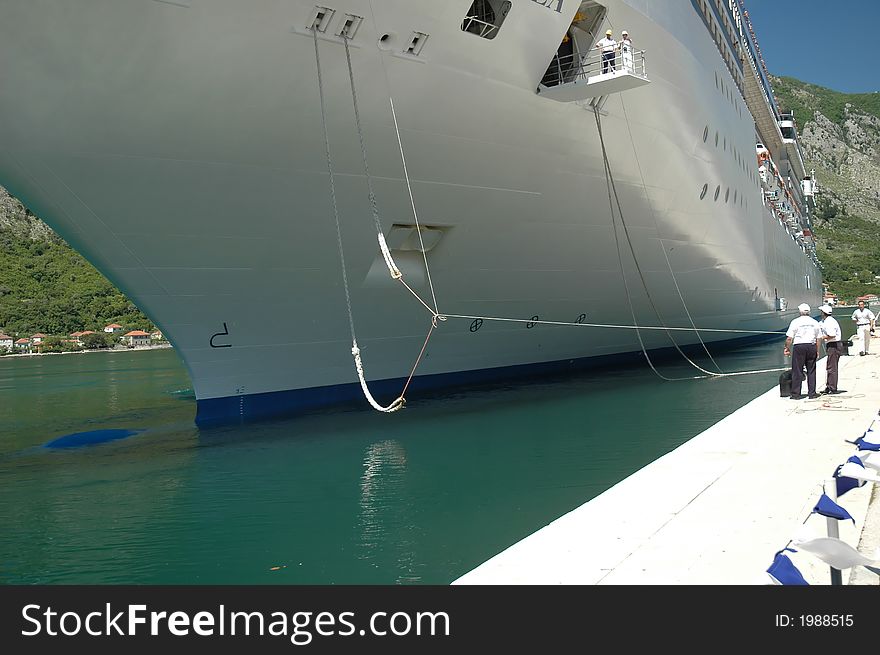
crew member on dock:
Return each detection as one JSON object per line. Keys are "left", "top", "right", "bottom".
{"left": 783, "top": 303, "right": 821, "bottom": 400}
{"left": 851, "top": 300, "right": 875, "bottom": 356}
{"left": 818, "top": 305, "right": 842, "bottom": 395}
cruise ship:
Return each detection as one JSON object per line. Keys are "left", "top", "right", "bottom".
{"left": 0, "top": 0, "right": 821, "bottom": 424}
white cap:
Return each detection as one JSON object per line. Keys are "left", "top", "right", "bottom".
{"left": 798, "top": 303, "right": 810, "bottom": 313}
{"left": 622, "top": 30, "right": 628, "bottom": 35}
{"left": 819, "top": 305, "right": 833, "bottom": 314}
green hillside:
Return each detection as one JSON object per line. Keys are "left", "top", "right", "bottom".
{"left": 772, "top": 76, "right": 880, "bottom": 126}
{"left": 770, "top": 76, "right": 880, "bottom": 303}
{"left": 0, "top": 190, "right": 153, "bottom": 338}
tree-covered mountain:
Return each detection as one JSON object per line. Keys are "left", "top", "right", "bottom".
{"left": 770, "top": 76, "right": 880, "bottom": 302}
{"left": 0, "top": 186, "right": 153, "bottom": 337}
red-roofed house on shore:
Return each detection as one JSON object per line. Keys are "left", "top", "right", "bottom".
{"left": 14, "top": 338, "right": 30, "bottom": 351}
{"left": 30, "top": 333, "right": 48, "bottom": 352}
{"left": 0, "top": 334, "right": 13, "bottom": 351}
{"left": 104, "top": 323, "right": 124, "bottom": 334}
{"left": 122, "top": 330, "right": 151, "bottom": 347}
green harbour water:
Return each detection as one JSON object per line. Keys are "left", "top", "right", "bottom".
{"left": 0, "top": 317, "right": 855, "bottom": 584}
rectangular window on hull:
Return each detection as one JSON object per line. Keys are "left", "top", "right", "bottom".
{"left": 461, "top": 0, "right": 512, "bottom": 40}
{"left": 308, "top": 6, "right": 335, "bottom": 33}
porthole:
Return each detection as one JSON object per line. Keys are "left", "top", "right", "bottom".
{"left": 725, "top": 188, "right": 730, "bottom": 203}
{"left": 700, "top": 183, "right": 708, "bottom": 199}
{"left": 715, "top": 132, "right": 719, "bottom": 147}
{"left": 734, "top": 189, "right": 738, "bottom": 203}
{"left": 723, "top": 137, "right": 726, "bottom": 151}
{"left": 377, "top": 32, "right": 395, "bottom": 50}
{"left": 703, "top": 126, "right": 709, "bottom": 142}
{"left": 715, "top": 71, "right": 719, "bottom": 88}
{"left": 714, "top": 185, "right": 720, "bottom": 201}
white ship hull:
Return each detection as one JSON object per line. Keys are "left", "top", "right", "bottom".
{"left": 0, "top": 0, "right": 820, "bottom": 423}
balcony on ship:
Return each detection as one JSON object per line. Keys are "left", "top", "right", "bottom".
{"left": 537, "top": 48, "right": 650, "bottom": 102}
{"left": 777, "top": 111, "right": 808, "bottom": 182}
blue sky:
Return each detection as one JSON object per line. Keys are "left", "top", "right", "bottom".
{"left": 742, "top": 0, "right": 880, "bottom": 93}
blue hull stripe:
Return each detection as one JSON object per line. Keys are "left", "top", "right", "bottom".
{"left": 194, "top": 333, "right": 779, "bottom": 425}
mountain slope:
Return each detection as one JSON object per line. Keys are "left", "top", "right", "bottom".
{"left": 770, "top": 76, "right": 880, "bottom": 301}
{"left": 0, "top": 186, "right": 153, "bottom": 337}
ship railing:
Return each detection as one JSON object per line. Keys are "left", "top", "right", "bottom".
{"left": 541, "top": 48, "right": 647, "bottom": 88}
{"left": 461, "top": 14, "right": 500, "bottom": 39}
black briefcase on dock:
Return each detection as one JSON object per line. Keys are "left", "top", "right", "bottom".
{"left": 779, "top": 369, "right": 792, "bottom": 397}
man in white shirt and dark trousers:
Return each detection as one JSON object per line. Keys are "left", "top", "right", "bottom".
{"left": 818, "top": 304, "right": 843, "bottom": 394}
{"left": 851, "top": 300, "right": 875, "bottom": 355}
{"left": 783, "top": 303, "right": 821, "bottom": 400}
{"left": 595, "top": 29, "right": 617, "bottom": 74}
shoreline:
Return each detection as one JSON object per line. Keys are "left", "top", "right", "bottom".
{"left": 1, "top": 343, "right": 173, "bottom": 358}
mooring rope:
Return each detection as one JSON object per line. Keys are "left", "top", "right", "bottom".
{"left": 342, "top": 36, "right": 402, "bottom": 281}
{"left": 436, "top": 312, "right": 780, "bottom": 334}
{"left": 596, "top": 107, "right": 686, "bottom": 381}
{"left": 389, "top": 96, "right": 441, "bottom": 316}
{"left": 312, "top": 28, "right": 404, "bottom": 412}
{"left": 593, "top": 107, "right": 788, "bottom": 379}
{"left": 315, "top": 25, "right": 790, "bottom": 413}
{"left": 620, "top": 95, "right": 729, "bottom": 377}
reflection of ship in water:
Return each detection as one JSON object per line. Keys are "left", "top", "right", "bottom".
{"left": 358, "top": 439, "right": 421, "bottom": 583}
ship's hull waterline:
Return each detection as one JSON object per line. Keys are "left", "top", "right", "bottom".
{"left": 0, "top": 0, "right": 820, "bottom": 423}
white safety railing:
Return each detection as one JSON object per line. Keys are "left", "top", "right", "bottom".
{"left": 541, "top": 48, "right": 647, "bottom": 88}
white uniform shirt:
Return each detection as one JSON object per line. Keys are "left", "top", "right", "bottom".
{"left": 852, "top": 308, "right": 875, "bottom": 326}
{"left": 786, "top": 315, "right": 820, "bottom": 345}
{"left": 620, "top": 37, "right": 633, "bottom": 53}
{"left": 596, "top": 37, "right": 617, "bottom": 52}
{"left": 820, "top": 316, "right": 841, "bottom": 343}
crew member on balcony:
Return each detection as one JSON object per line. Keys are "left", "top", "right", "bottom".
{"left": 620, "top": 30, "right": 633, "bottom": 72}
{"left": 851, "top": 300, "right": 876, "bottom": 356}
{"left": 595, "top": 29, "right": 617, "bottom": 73}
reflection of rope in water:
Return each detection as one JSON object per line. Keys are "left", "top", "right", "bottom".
{"left": 357, "top": 440, "right": 420, "bottom": 581}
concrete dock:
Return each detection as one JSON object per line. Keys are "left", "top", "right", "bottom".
{"left": 454, "top": 337, "right": 880, "bottom": 585}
